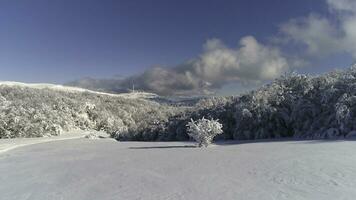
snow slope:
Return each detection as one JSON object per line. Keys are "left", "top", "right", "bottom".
{"left": 0, "top": 81, "right": 158, "bottom": 99}
{"left": 1, "top": 139, "right": 355, "bottom": 200}
{"left": 0, "top": 130, "right": 106, "bottom": 153}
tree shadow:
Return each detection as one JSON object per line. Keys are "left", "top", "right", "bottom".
{"left": 129, "top": 145, "right": 197, "bottom": 149}
{"left": 125, "top": 138, "right": 356, "bottom": 150}
{"left": 213, "top": 138, "right": 301, "bottom": 146}
{"left": 214, "top": 138, "right": 356, "bottom": 146}
{"left": 293, "top": 138, "right": 356, "bottom": 144}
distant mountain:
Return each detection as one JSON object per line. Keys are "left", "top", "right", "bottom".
{"left": 0, "top": 81, "right": 159, "bottom": 100}
{"left": 65, "top": 77, "right": 127, "bottom": 93}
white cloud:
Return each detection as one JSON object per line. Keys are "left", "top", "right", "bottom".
{"left": 72, "top": 0, "right": 356, "bottom": 96}
{"left": 280, "top": 15, "right": 344, "bottom": 56}
{"left": 327, "top": 0, "right": 356, "bottom": 13}
{"left": 124, "top": 36, "right": 290, "bottom": 95}
{"left": 69, "top": 36, "right": 290, "bottom": 95}
{"left": 193, "top": 36, "right": 289, "bottom": 83}
{"left": 280, "top": 0, "right": 356, "bottom": 58}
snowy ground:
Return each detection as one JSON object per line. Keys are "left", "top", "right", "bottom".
{"left": 1, "top": 138, "right": 356, "bottom": 200}
{"left": 0, "top": 131, "right": 105, "bottom": 154}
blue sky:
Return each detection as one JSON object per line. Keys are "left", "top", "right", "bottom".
{"left": 0, "top": 0, "right": 355, "bottom": 95}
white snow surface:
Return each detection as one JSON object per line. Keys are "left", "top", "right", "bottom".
{"left": 1, "top": 138, "right": 356, "bottom": 200}
{"left": 0, "top": 130, "right": 91, "bottom": 154}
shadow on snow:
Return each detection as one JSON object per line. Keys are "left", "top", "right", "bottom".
{"left": 129, "top": 145, "right": 197, "bottom": 149}
{"left": 125, "top": 138, "right": 356, "bottom": 149}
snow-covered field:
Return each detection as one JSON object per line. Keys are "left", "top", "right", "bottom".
{"left": 1, "top": 138, "right": 356, "bottom": 200}
{"left": 0, "top": 131, "right": 108, "bottom": 154}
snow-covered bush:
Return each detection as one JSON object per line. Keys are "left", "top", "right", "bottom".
{"left": 85, "top": 132, "right": 104, "bottom": 139}
{"left": 186, "top": 118, "right": 223, "bottom": 147}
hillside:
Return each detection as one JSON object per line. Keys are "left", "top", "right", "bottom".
{"left": 170, "top": 66, "right": 356, "bottom": 141}
{"left": 3, "top": 66, "right": 356, "bottom": 141}
{"left": 0, "top": 82, "right": 182, "bottom": 139}
{"left": 0, "top": 81, "right": 158, "bottom": 99}
{"left": 112, "top": 65, "right": 356, "bottom": 141}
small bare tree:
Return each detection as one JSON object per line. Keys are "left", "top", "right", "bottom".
{"left": 186, "top": 117, "right": 223, "bottom": 147}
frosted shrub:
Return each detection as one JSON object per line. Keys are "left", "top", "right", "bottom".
{"left": 49, "top": 124, "right": 62, "bottom": 136}
{"left": 85, "top": 132, "right": 100, "bottom": 139}
{"left": 186, "top": 118, "right": 223, "bottom": 147}
{"left": 110, "top": 126, "right": 129, "bottom": 139}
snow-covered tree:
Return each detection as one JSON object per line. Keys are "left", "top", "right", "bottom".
{"left": 186, "top": 117, "right": 223, "bottom": 147}
{"left": 4, "top": 64, "right": 356, "bottom": 141}
{"left": 0, "top": 84, "right": 181, "bottom": 139}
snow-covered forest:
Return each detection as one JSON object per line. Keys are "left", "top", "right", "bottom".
{"left": 0, "top": 84, "right": 182, "bottom": 139}
{"left": 2, "top": 66, "right": 356, "bottom": 140}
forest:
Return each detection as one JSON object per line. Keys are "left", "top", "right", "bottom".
{"left": 2, "top": 66, "right": 356, "bottom": 141}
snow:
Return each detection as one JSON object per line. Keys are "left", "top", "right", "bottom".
{"left": 0, "top": 130, "right": 101, "bottom": 153}
{"left": 0, "top": 81, "right": 157, "bottom": 99}
{"left": 1, "top": 138, "right": 356, "bottom": 200}
{"left": 84, "top": 132, "right": 109, "bottom": 139}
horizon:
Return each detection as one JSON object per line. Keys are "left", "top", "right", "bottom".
{"left": 1, "top": 0, "right": 355, "bottom": 96}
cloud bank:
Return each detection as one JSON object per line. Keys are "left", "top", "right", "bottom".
{"left": 69, "top": 36, "right": 289, "bottom": 96}
{"left": 118, "top": 36, "right": 289, "bottom": 95}
{"left": 69, "top": 0, "right": 356, "bottom": 96}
